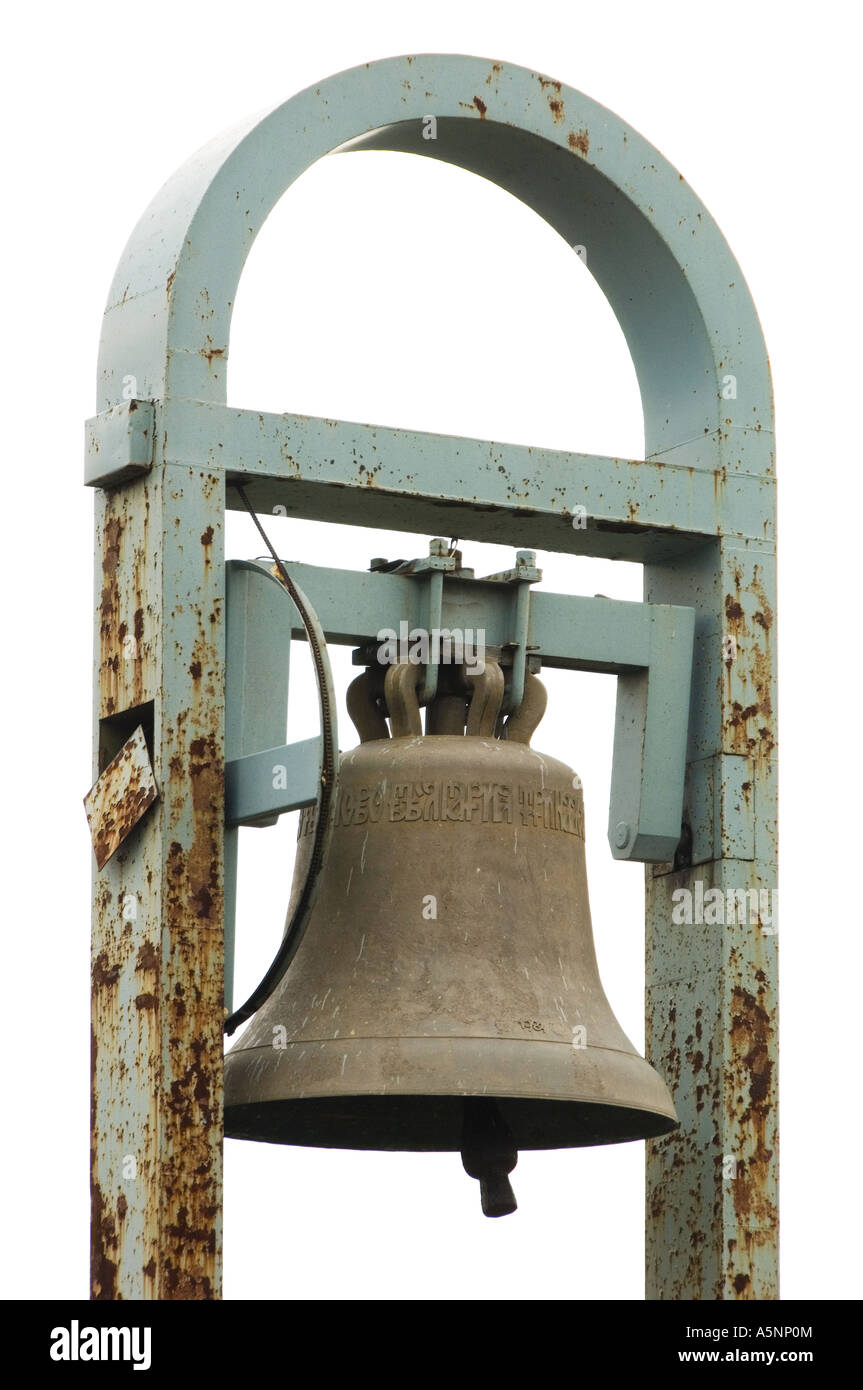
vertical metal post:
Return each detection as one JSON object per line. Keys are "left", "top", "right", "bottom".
{"left": 645, "top": 536, "right": 777, "bottom": 1298}
{"left": 90, "top": 459, "right": 225, "bottom": 1299}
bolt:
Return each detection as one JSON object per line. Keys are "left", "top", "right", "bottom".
{"left": 614, "top": 821, "right": 631, "bottom": 849}
{"left": 369, "top": 557, "right": 389, "bottom": 572}
{"left": 516, "top": 550, "right": 536, "bottom": 567}
{"left": 429, "top": 537, "right": 448, "bottom": 557}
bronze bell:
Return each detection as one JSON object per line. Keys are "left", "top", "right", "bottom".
{"left": 224, "top": 657, "right": 678, "bottom": 1215}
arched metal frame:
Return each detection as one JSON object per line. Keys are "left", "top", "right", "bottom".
{"left": 88, "top": 54, "right": 777, "bottom": 1300}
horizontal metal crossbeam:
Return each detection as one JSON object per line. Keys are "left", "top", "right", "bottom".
{"left": 224, "top": 559, "right": 695, "bottom": 862}
{"left": 225, "top": 736, "right": 321, "bottom": 825}
{"left": 86, "top": 399, "right": 774, "bottom": 559}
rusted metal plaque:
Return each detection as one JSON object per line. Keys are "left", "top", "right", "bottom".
{"left": 84, "top": 725, "right": 158, "bottom": 869}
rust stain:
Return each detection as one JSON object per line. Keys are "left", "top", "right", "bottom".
{"left": 729, "top": 985, "right": 775, "bottom": 1235}
{"left": 201, "top": 342, "right": 226, "bottom": 367}
{"left": 92, "top": 951, "right": 120, "bottom": 990}
{"left": 568, "top": 129, "right": 589, "bottom": 155}
{"left": 473, "top": 95, "right": 487, "bottom": 119}
{"left": 722, "top": 561, "right": 776, "bottom": 766}
{"left": 100, "top": 515, "right": 123, "bottom": 716}
{"left": 750, "top": 644, "right": 773, "bottom": 720}
{"left": 103, "top": 517, "right": 122, "bottom": 577}
{"left": 167, "top": 1038, "right": 217, "bottom": 1132}
{"left": 90, "top": 1181, "right": 118, "bottom": 1301}
{"left": 548, "top": 98, "right": 564, "bottom": 124}
{"left": 99, "top": 489, "right": 151, "bottom": 718}
{"left": 136, "top": 940, "right": 159, "bottom": 972}
{"left": 724, "top": 596, "right": 744, "bottom": 622}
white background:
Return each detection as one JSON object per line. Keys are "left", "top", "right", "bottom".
{"left": 1, "top": 0, "right": 860, "bottom": 1301}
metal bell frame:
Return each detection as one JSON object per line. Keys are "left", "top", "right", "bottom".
{"left": 87, "top": 54, "right": 777, "bottom": 1300}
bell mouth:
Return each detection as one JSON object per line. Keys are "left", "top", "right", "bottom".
{"left": 225, "top": 1032, "right": 678, "bottom": 1151}
{"left": 225, "top": 1094, "right": 677, "bottom": 1152}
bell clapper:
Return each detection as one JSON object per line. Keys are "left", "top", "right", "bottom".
{"left": 460, "top": 1098, "right": 519, "bottom": 1218}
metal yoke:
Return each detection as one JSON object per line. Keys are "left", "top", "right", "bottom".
{"left": 86, "top": 54, "right": 777, "bottom": 1300}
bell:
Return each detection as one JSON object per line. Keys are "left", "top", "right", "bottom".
{"left": 225, "top": 658, "right": 678, "bottom": 1215}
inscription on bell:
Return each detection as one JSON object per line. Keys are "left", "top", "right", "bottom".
{"left": 299, "top": 781, "right": 584, "bottom": 838}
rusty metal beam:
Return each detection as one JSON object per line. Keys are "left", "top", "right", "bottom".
{"left": 645, "top": 538, "right": 777, "bottom": 1298}
{"left": 90, "top": 461, "right": 225, "bottom": 1299}
{"left": 87, "top": 398, "right": 775, "bottom": 562}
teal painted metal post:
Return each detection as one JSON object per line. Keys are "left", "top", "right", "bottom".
{"left": 90, "top": 459, "right": 225, "bottom": 1299}
{"left": 88, "top": 54, "right": 776, "bottom": 1299}
{"left": 645, "top": 538, "right": 777, "bottom": 1299}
